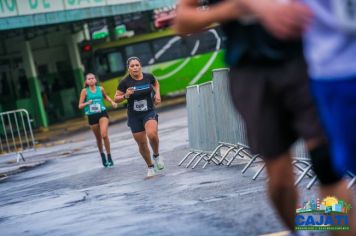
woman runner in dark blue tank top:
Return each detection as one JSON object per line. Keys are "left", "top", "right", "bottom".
{"left": 115, "top": 57, "right": 164, "bottom": 178}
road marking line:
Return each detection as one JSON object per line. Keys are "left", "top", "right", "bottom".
{"left": 259, "top": 231, "right": 289, "bottom": 236}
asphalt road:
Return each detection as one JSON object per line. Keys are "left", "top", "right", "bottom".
{"left": 0, "top": 105, "right": 351, "bottom": 236}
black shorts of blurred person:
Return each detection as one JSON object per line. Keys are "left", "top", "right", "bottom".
{"left": 174, "top": 1, "right": 354, "bottom": 235}
{"left": 78, "top": 73, "right": 118, "bottom": 168}
{"left": 115, "top": 57, "right": 164, "bottom": 178}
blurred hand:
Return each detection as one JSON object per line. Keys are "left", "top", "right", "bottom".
{"left": 87, "top": 100, "right": 93, "bottom": 105}
{"left": 253, "top": 0, "right": 312, "bottom": 39}
{"left": 223, "top": 0, "right": 251, "bottom": 20}
{"left": 125, "top": 87, "right": 134, "bottom": 98}
{"left": 154, "top": 94, "right": 161, "bottom": 106}
{"left": 111, "top": 101, "right": 118, "bottom": 108}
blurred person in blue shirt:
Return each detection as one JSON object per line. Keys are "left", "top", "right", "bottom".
{"left": 302, "top": 0, "right": 356, "bottom": 175}
{"left": 301, "top": 3, "right": 356, "bottom": 232}
{"left": 174, "top": 0, "right": 355, "bottom": 235}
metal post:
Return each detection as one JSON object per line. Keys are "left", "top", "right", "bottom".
{"left": 1, "top": 115, "right": 10, "bottom": 153}
{"left": 20, "top": 112, "right": 30, "bottom": 148}
{"left": 8, "top": 113, "right": 16, "bottom": 153}
{"left": 14, "top": 112, "right": 23, "bottom": 150}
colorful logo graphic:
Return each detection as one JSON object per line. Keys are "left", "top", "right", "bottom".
{"left": 295, "top": 196, "right": 351, "bottom": 231}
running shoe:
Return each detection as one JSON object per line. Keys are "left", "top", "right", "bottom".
{"left": 101, "top": 153, "right": 107, "bottom": 168}
{"left": 147, "top": 166, "right": 156, "bottom": 177}
{"left": 107, "top": 154, "right": 114, "bottom": 167}
{"left": 153, "top": 155, "right": 164, "bottom": 170}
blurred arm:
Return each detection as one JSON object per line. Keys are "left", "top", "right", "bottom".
{"left": 101, "top": 86, "right": 117, "bottom": 108}
{"left": 174, "top": 0, "right": 312, "bottom": 39}
{"left": 78, "top": 89, "right": 89, "bottom": 109}
{"left": 114, "top": 90, "right": 125, "bottom": 103}
{"left": 173, "top": 0, "right": 248, "bottom": 35}
{"left": 152, "top": 80, "right": 161, "bottom": 105}
{"left": 101, "top": 87, "right": 113, "bottom": 103}
{"left": 152, "top": 79, "right": 160, "bottom": 95}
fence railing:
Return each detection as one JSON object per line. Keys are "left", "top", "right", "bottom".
{"left": 0, "top": 109, "right": 36, "bottom": 162}
{"left": 179, "top": 68, "right": 355, "bottom": 189}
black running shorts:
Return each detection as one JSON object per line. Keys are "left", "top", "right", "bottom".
{"left": 229, "top": 57, "right": 325, "bottom": 159}
{"left": 127, "top": 110, "right": 158, "bottom": 133}
{"left": 87, "top": 110, "right": 109, "bottom": 125}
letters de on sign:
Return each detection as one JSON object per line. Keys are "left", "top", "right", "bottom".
{"left": 17, "top": 0, "right": 64, "bottom": 15}
{"left": 64, "top": 0, "right": 106, "bottom": 10}
{"left": 0, "top": 0, "right": 17, "bottom": 17}
{"left": 0, "top": 0, "right": 142, "bottom": 18}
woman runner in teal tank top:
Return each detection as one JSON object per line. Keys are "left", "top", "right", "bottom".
{"left": 78, "top": 73, "right": 118, "bottom": 168}
{"left": 84, "top": 85, "right": 106, "bottom": 115}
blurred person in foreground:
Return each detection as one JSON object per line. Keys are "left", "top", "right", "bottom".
{"left": 301, "top": 1, "right": 356, "bottom": 180}
{"left": 301, "top": 1, "right": 356, "bottom": 233}
{"left": 174, "top": 0, "right": 354, "bottom": 235}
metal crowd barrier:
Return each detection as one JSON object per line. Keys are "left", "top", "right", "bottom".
{"left": 212, "top": 69, "right": 248, "bottom": 146}
{"left": 291, "top": 141, "right": 355, "bottom": 189}
{"left": 179, "top": 68, "right": 355, "bottom": 189}
{"left": 251, "top": 140, "right": 314, "bottom": 183}
{"left": 0, "top": 109, "right": 36, "bottom": 162}
{"left": 180, "top": 68, "right": 256, "bottom": 169}
{"left": 179, "top": 82, "right": 219, "bottom": 168}
{"left": 197, "top": 69, "right": 253, "bottom": 168}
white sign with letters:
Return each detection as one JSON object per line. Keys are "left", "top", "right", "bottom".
{"left": 107, "top": 0, "right": 141, "bottom": 5}
{"left": 0, "top": 0, "right": 142, "bottom": 18}
{"left": 64, "top": 0, "right": 106, "bottom": 10}
{"left": 0, "top": 0, "right": 17, "bottom": 17}
{"left": 17, "top": 0, "right": 64, "bottom": 15}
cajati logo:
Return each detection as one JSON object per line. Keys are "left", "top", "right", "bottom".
{"left": 295, "top": 196, "right": 351, "bottom": 231}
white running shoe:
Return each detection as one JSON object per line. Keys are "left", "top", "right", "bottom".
{"left": 153, "top": 155, "right": 165, "bottom": 170}
{"left": 147, "top": 167, "right": 156, "bottom": 177}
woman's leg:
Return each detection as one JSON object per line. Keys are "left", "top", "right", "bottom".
{"left": 145, "top": 119, "right": 164, "bottom": 170}
{"left": 90, "top": 124, "right": 107, "bottom": 167}
{"left": 90, "top": 124, "right": 103, "bottom": 153}
{"left": 99, "top": 117, "right": 110, "bottom": 154}
{"left": 132, "top": 131, "right": 153, "bottom": 167}
{"left": 145, "top": 119, "right": 159, "bottom": 156}
{"left": 99, "top": 117, "right": 113, "bottom": 166}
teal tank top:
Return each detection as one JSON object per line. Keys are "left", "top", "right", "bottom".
{"left": 84, "top": 86, "right": 106, "bottom": 115}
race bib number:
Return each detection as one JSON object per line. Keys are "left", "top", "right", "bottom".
{"left": 89, "top": 104, "right": 101, "bottom": 113}
{"left": 332, "top": 0, "right": 356, "bottom": 32}
{"left": 133, "top": 100, "right": 148, "bottom": 111}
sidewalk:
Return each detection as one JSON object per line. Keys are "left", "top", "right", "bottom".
{"left": 0, "top": 96, "right": 186, "bottom": 180}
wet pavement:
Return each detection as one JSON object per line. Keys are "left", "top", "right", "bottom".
{"left": 0, "top": 105, "right": 353, "bottom": 236}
